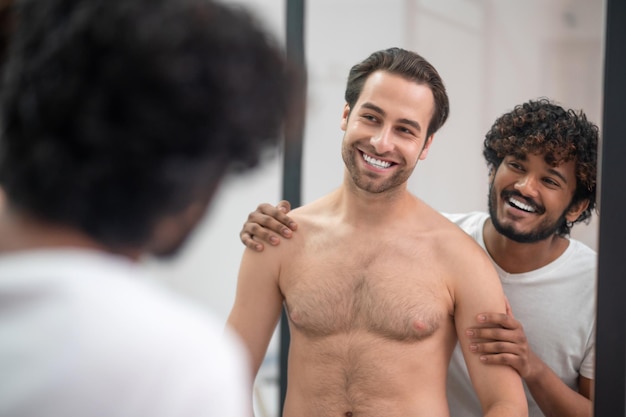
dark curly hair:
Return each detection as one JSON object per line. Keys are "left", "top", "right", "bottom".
{"left": 344, "top": 47, "right": 449, "bottom": 139}
{"left": 0, "top": 0, "right": 14, "bottom": 68}
{"left": 0, "top": 0, "right": 297, "bottom": 250}
{"left": 483, "top": 98, "right": 599, "bottom": 236}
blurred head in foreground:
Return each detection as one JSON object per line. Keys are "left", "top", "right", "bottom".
{"left": 0, "top": 0, "right": 299, "bottom": 258}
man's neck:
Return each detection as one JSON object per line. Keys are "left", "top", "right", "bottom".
{"left": 0, "top": 209, "right": 141, "bottom": 260}
{"left": 336, "top": 181, "right": 417, "bottom": 228}
{"left": 482, "top": 217, "right": 570, "bottom": 274}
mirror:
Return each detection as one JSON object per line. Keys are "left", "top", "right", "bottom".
{"left": 147, "top": 1, "right": 606, "bottom": 415}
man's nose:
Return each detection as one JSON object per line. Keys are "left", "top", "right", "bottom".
{"left": 370, "top": 127, "right": 394, "bottom": 153}
{"left": 514, "top": 174, "right": 540, "bottom": 198}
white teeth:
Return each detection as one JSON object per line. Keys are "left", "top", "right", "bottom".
{"left": 509, "top": 197, "right": 536, "bottom": 213}
{"left": 362, "top": 153, "right": 391, "bottom": 169}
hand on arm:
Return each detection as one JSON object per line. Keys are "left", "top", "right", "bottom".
{"left": 239, "top": 200, "right": 298, "bottom": 251}
{"left": 466, "top": 299, "right": 593, "bottom": 417}
{"left": 454, "top": 253, "right": 528, "bottom": 417}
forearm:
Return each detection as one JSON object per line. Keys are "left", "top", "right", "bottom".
{"left": 470, "top": 361, "right": 528, "bottom": 417}
{"left": 484, "top": 402, "right": 528, "bottom": 417}
{"left": 525, "top": 353, "right": 592, "bottom": 417}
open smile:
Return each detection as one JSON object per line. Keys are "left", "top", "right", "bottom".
{"left": 508, "top": 196, "right": 537, "bottom": 213}
{"left": 361, "top": 151, "right": 394, "bottom": 170}
{"left": 503, "top": 191, "right": 545, "bottom": 216}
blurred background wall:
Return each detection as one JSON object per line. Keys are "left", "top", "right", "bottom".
{"left": 146, "top": 1, "right": 605, "bottom": 415}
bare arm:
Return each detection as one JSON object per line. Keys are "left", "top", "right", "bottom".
{"left": 239, "top": 200, "right": 298, "bottom": 251}
{"left": 466, "top": 302, "right": 592, "bottom": 417}
{"left": 453, "top": 245, "right": 528, "bottom": 417}
{"left": 227, "top": 246, "right": 285, "bottom": 378}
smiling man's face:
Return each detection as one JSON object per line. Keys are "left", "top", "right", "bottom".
{"left": 340, "top": 70, "right": 435, "bottom": 195}
{"left": 488, "top": 152, "right": 582, "bottom": 243}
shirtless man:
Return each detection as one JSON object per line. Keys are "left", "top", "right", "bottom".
{"left": 226, "top": 47, "right": 527, "bottom": 417}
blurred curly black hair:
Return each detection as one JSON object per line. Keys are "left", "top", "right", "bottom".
{"left": 483, "top": 98, "right": 599, "bottom": 236}
{"left": 0, "top": 0, "right": 298, "bottom": 249}
{"left": 0, "top": 0, "right": 14, "bottom": 67}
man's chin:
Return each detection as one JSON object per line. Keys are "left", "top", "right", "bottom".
{"left": 492, "top": 220, "right": 536, "bottom": 243}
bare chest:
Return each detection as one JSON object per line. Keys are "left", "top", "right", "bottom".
{"left": 281, "top": 238, "right": 453, "bottom": 341}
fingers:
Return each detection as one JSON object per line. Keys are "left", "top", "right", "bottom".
{"left": 253, "top": 202, "right": 297, "bottom": 234}
{"left": 468, "top": 341, "right": 528, "bottom": 375}
{"left": 277, "top": 200, "right": 292, "bottom": 214}
{"left": 240, "top": 215, "right": 283, "bottom": 248}
{"left": 239, "top": 201, "right": 298, "bottom": 250}
{"left": 476, "top": 312, "right": 518, "bottom": 329}
{"left": 466, "top": 326, "right": 527, "bottom": 345}
{"left": 469, "top": 340, "right": 524, "bottom": 356}
{"left": 240, "top": 231, "right": 265, "bottom": 252}
{"left": 466, "top": 312, "right": 530, "bottom": 377}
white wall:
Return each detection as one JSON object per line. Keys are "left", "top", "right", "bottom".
{"left": 146, "top": 1, "right": 605, "bottom": 416}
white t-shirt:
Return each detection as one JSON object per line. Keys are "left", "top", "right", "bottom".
{"left": 444, "top": 212, "right": 596, "bottom": 417}
{"left": 0, "top": 249, "right": 250, "bottom": 417}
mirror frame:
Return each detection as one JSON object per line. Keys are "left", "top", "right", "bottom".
{"left": 594, "top": 0, "right": 626, "bottom": 414}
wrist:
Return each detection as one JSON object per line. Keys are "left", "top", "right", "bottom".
{"left": 522, "top": 350, "right": 546, "bottom": 384}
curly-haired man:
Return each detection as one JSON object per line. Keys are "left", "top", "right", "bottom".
{"left": 0, "top": 0, "right": 296, "bottom": 416}
{"left": 447, "top": 98, "right": 597, "bottom": 417}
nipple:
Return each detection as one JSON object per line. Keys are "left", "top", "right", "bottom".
{"left": 345, "top": 412, "right": 353, "bottom": 417}
{"left": 413, "top": 320, "right": 426, "bottom": 331}
{"left": 289, "top": 310, "right": 299, "bottom": 323}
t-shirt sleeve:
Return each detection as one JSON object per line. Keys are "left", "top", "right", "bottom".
{"left": 579, "top": 325, "right": 595, "bottom": 380}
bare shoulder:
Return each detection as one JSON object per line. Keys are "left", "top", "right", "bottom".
{"left": 416, "top": 207, "right": 496, "bottom": 282}
{"left": 413, "top": 204, "right": 483, "bottom": 251}
{"left": 431, "top": 214, "right": 503, "bottom": 308}
{"left": 286, "top": 193, "right": 339, "bottom": 232}
{"left": 440, "top": 215, "right": 488, "bottom": 258}
{"left": 420, "top": 208, "right": 486, "bottom": 256}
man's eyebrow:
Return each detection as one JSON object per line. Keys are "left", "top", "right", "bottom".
{"left": 512, "top": 155, "right": 570, "bottom": 185}
{"left": 362, "top": 102, "right": 385, "bottom": 115}
{"left": 361, "top": 102, "right": 422, "bottom": 132}
{"left": 547, "top": 167, "right": 569, "bottom": 184}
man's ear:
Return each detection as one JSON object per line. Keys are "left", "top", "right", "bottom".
{"left": 565, "top": 198, "right": 590, "bottom": 223}
{"left": 418, "top": 134, "right": 435, "bottom": 161}
{"left": 340, "top": 103, "right": 350, "bottom": 131}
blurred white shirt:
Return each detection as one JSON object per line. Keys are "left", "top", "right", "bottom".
{"left": 0, "top": 249, "right": 250, "bottom": 417}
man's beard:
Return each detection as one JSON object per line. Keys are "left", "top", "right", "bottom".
{"left": 341, "top": 144, "right": 414, "bottom": 194}
{"left": 487, "top": 184, "right": 568, "bottom": 243}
